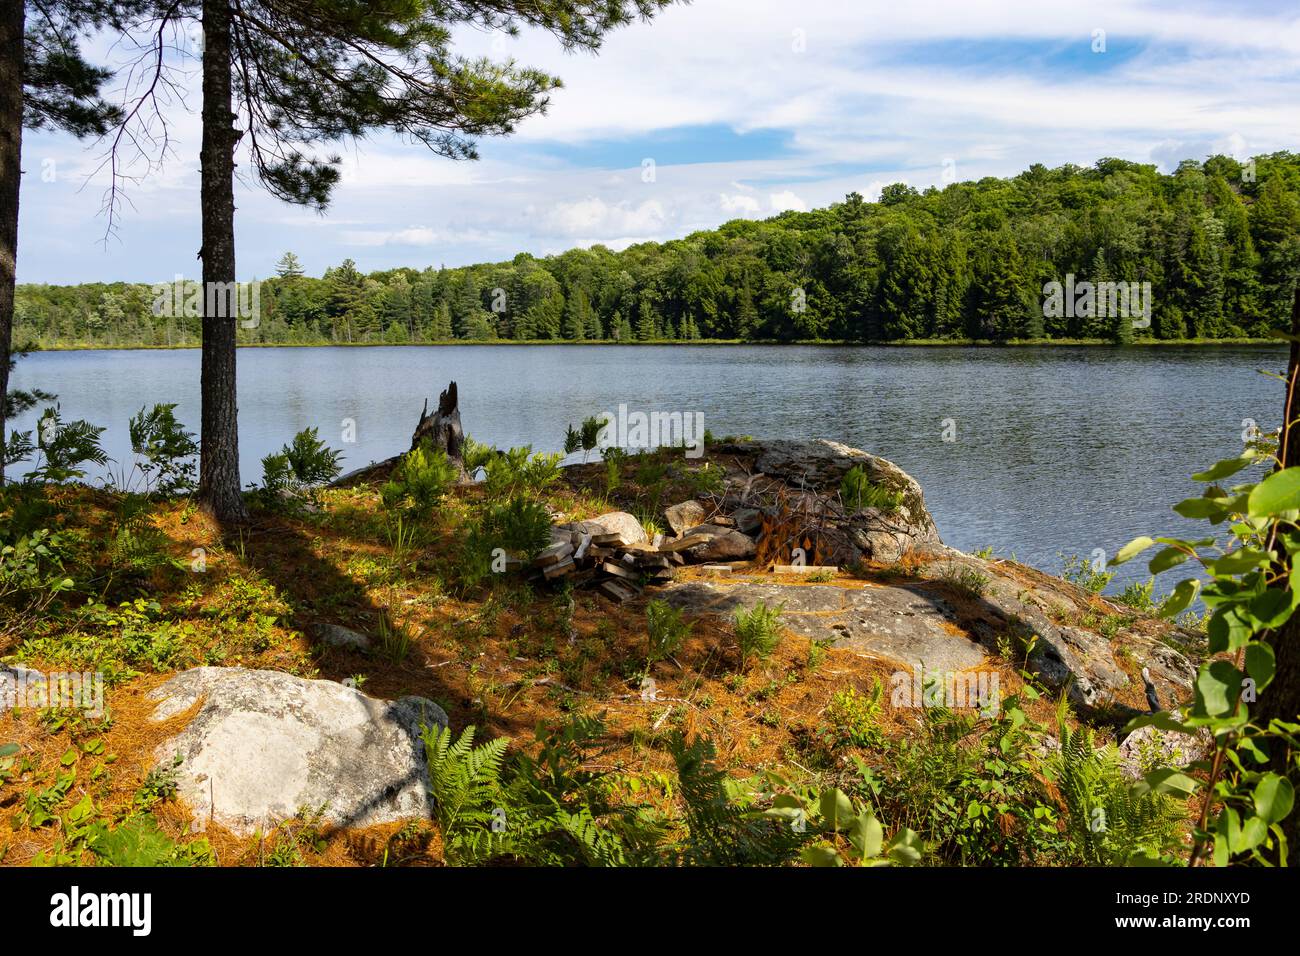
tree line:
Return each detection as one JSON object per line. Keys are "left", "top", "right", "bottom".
{"left": 14, "top": 152, "right": 1300, "bottom": 349}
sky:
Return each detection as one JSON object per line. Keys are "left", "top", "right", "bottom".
{"left": 16, "top": 0, "right": 1300, "bottom": 285}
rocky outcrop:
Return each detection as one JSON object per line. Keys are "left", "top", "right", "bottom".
{"left": 148, "top": 668, "right": 447, "bottom": 836}
{"left": 712, "top": 438, "right": 943, "bottom": 565}
{"left": 661, "top": 579, "right": 988, "bottom": 674}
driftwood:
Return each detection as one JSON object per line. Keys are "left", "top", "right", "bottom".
{"left": 329, "top": 380, "right": 466, "bottom": 487}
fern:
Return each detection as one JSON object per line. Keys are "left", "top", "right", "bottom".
{"left": 1049, "top": 705, "right": 1185, "bottom": 865}
{"left": 422, "top": 724, "right": 510, "bottom": 863}
{"left": 667, "top": 733, "right": 804, "bottom": 866}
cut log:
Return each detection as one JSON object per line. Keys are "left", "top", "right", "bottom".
{"left": 411, "top": 381, "right": 466, "bottom": 477}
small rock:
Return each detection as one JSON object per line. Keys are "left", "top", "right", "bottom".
{"left": 691, "top": 529, "right": 757, "bottom": 562}
{"left": 313, "top": 624, "right": 372, "bottom": 653}
{"left": 1117, "top": 721, "right": 1211, "bottom": 780}
{"left": 664, "top": 500, "right": 707, "bottom": 535}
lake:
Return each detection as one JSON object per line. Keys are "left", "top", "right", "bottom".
{"left": 9, "top": 344, "right": 1286, "bottom": 590}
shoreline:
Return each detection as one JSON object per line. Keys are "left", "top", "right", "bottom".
{"left": 15, "top": 336, "right": 1286, "bottom": 353}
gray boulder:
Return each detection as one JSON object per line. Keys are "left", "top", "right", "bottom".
{"left": 725, "top": 438, "right": 942, "bottom": 564}
{"left": 1117, "top": 720, "right": 1212, "bottom": 780}
{"left": 148, "top": 667, "right": 447, "bottom": 836}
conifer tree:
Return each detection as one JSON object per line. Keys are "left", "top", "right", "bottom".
{"left": 106, "top": 0, "right": 676, "bottom": 519}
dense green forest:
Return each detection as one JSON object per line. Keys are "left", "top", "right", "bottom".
{"left": 16, "top": 152, "right": 1300, "bottom": 348}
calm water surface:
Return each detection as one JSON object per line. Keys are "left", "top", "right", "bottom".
{"left": 11, "top": 344, "right": 1286, "bottom": 589}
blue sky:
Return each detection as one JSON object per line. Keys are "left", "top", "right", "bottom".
{"left": 17, "top": 0, "right": 1300, "bottom": 284}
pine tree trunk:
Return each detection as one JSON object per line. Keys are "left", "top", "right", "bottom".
{"left": 1260, "top": 277, "right": 1300, "bottom": 853}
{"left": 0, "top": 2, "right": 25, "bottom": 483}
{"left": 195, "top": 0, "right": 248, "bottom": 521}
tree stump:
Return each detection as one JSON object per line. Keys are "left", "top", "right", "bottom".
{"left": 411, "top": 380, "right": 466, "bottom": 476}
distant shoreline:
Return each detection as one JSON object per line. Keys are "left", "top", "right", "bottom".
{"left": 16, "top": 336, "right": 1286, "bottom": 353}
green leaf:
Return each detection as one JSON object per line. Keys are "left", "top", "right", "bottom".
{"left": 887, "top": 828, "right": 924, "bottom": 865}
{"left": 1174, "top": 496, "right": 1229, "bottom": 520}
{"left": 1111, "top": 536, "right": 1156, "bottom": 566}
{"left": 1253, "top": 774, "right": 1294, "bottom": 825}
{"left": 0, "top": 743, "right": 18, "bottom": 758}
{"left": 1244, "top": 641, "right": 1276, "bottom": 690}
{"left": 848, "top": 812, "right": 883, "bottom": 860}
{"left": 819, "top": 788, "right": 853, "bottom": 832}
{"left": 1159, "top": 578, "right": 1199, "bottom": 618}
{"left": 800, "top": 844, "right": 844, "bottom": 867}
{"left": 1134, "top": 769, "right": 1200, "bottom": 797}
{"left": 1149, "top": 546, "right": 1191, "bottom": 575}
{"left": 1209, "top": 549, "right": 1270, "bottom": 576}
{"left": 1193, "top": 455, "right": 1257, "bottom": 482}
{"left": 1196, "top": 660, "right": 1243, "bottom": 717}
{"left": 1248, "top": 468, "right": 1300, "bottom": 517}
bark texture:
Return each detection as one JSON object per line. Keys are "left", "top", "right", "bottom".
{"left": 195, "top": 0, "right": 248, "bottom": 521}
{"left": 0, "top": 2, "right": 25, "bottom": 482}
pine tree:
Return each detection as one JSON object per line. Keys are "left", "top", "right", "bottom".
{"left": 275, "top": 251, "right": 304, "bottom": 279}
{"left": 103, "top": 0, "right": 677, "bottom": 520}
{"left": 1, "top": 0, "right": 134, "bottom": 480}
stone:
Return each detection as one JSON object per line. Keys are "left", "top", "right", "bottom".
{"left": 313, "top": 624, "right": 371, "bottom": 653}
{"left": 687, "top": 527, "right": 757, "bottom": 562}
{"left": 664, "top": 500, "right": 707, "bottom": 535}
{"left": 732, "top": 508, "right": 763, "bottom": 535}
{"left": 659, "top": 533, "right": 713, "bottom": 553}
{"left": 560, "top": 511, "right": 646, "bottom": 547}
{"left": 148, "top": 667, "right": 446, "bottom": 836}
{"left": 740, "top": 438, "right": 943, "bottom": 564}
{"left": 1117, "top": 721, "right": 1212, "bottom": 780}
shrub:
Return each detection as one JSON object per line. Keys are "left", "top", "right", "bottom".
{"left": 261, "top": 427, "right": 343, "bottom": 501}
{"left": 484, "top": 446, "right": 562, "bottom": 497}
{"left": 840, "top": 465, "right": 904, "bottom": 514}
{"left": 1117, "top": 577, "right": 1157, "bottom": 612}
{"left": 1048, "top": 715, "right": 1185, "bottom": 865}
{"left": 563, "top": 416, "right": 605, "bottom": 460}
{"left": 1061, "top": 552, "right": 1114, "bottom": 594}
{"left": 381, "top": 442, "right": 458, "bottom": 515}
{"left": 645, "top": 598, "right": 692, "bottom": 666}
{"left": 823, "top": 682, "right": 885, "bottom": 748}
{"left": 940, "top": 563, "right": 991, "bottom": 598}
{"left": 127, "top": 403, "right": 199, "bottom": 496}
{"left": 734, "top": 601, "right": 785, "bottom": 666}
{"left": 461, "top": 435, "right": 496, "bottom": 478}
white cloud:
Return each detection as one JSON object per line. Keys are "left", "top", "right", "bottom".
{"left": 534, "top": 197, "right": 669, "bottom": 238}
{"left": 16, "top": 0, "right": 1300, "bottom": 282}
{"left": 719, "top": 192, "right": 762, "bottom": 215}
{"left": 768, "top": 191, "right": 808, "bottom": 214}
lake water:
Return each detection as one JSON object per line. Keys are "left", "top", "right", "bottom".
{"left": 10, "top": 344, "right": 1287, "bottom": 590}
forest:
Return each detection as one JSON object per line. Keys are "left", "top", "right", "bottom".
{"left": 16, "top": 151, "right": 1300, "bottom": 348}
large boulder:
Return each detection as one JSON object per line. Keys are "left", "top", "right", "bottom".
{"left": 148, "top": 667, "right": 447, "bottom": 836}
{"left": 720, "top": 438, "right": 943, "bottom": 564}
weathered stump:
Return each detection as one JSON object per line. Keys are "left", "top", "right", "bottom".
{"left": 411, "top": 381, "right": 466, "bottom": 477}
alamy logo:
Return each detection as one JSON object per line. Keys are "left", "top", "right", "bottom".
{"left": 1, "top": 668, "right": 104, "bottom": 717}
{"left": 151, "top": 275, "right": 262, "bottom": 328}
{"left": 49, "top": 886, "right": 152, "bottom": 936}
{"left": 596, "top": 404, "right": 706, "bottom": 459}
{"left": 1042, "top": 273, "right": 1151, "bottom": 328}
